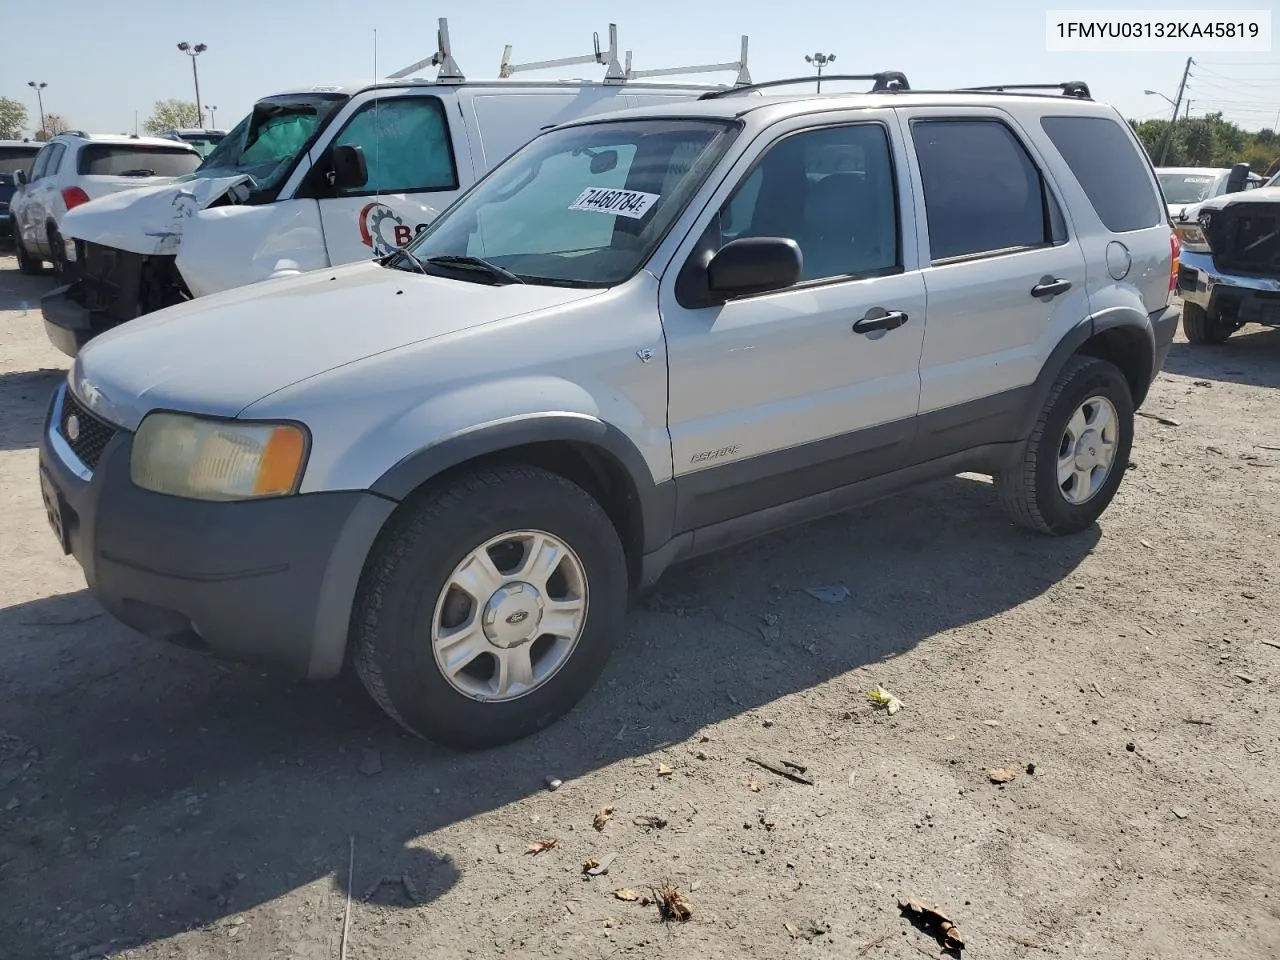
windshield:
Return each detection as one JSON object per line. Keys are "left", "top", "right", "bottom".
{"left": 191, "top": 93, "right": 348, "bottom": 196}
{"left": 396, "top": 118, "right": 740, "bottom": 287}
{"left": 1158, "top": 172, "right": 1219, "bottom": 204}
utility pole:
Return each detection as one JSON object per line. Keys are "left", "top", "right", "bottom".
{"left": 207, "top": 105, "right": 217, "bottom": 128}
{"left": 1158, "top": 56, "right": 1192, "bottom": 166}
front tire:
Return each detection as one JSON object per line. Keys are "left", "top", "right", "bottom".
{"left": 353, "top": 465, "right": 628, "bottom": 750}
{"left": 997, "top": 356, "right": 1134, "bottom": 536}
{"left": 1182, "top": 302, "right": 1235, "bottom": 344}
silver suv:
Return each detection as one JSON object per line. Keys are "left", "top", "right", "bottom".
{"left": 38, "top": 75, "right": 1178, "bottom": 749}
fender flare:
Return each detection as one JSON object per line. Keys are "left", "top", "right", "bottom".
{"left": 1016, "top": 309, "right": 1156, "bottom": 439}
{"left": 369, "top": 413, "right": 676, "bottom": 554}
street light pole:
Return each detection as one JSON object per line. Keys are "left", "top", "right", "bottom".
{"left": 207, "top": 105, "right": 217, "bottom": 128}
{"left": 27, "top": 82, "right": 47, "bottom": 136}
{"left": 176, "top": 42, "right": 208, "bottom": 121}
{"left": 804, "top": 52, "right": 836, "bottom": 93}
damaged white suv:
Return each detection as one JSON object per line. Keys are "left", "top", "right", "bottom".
{"left": 39, "top": 76, "right": 1178, "bottom": 749}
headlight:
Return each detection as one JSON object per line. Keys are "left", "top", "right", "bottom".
{"left": 1174, "top": 220, "right": 1211, "bottom": 253}
{"left": 131, "top": 412, "right": 309, "bottom": 501}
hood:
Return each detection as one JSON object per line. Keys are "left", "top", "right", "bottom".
{"left": 70, "top": 260, "right": 602, "bottom": 431}
{"left": 59, "top": 174, "right": 252, "bottom": 255}
{"left": 1190, "top": 185, "right": 1280, "bottom": 217}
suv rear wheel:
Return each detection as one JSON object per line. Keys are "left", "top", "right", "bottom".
{"left": 14, "top": 234, "right": 42, "bottom": 275}
{"left": 353, "top": 464, "right": 628, "bottom": 749}
{"left": 997, "top": 356, "right": 1134, "bottom": 536}
{"left": 1181, "top": 302, "right": 1236, "bottom": 345}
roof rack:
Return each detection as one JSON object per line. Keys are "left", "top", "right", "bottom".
{"left": 623, "top": 35, "right": 751, "bottom": 86}
{"left": 699, "top": 71, "right": 909, "bottom": 100}
{"left": 959, "top": 81, "right": 1092, "bottom": 100}
{"left": 386, "top": 17, "right": 466, "bottom": 83}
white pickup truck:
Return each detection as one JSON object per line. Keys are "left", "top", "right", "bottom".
{"left": 42, "top": 19, "right": 753, "bottom": 356}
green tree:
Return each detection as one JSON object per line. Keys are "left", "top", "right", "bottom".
{"left": 143, "top": 99, "right": 201, "bottom": 134}
{"left": 1131, "top": 112, "right": 1280, "bottom": 174}
{"left": 0, "top": 97, "right": 29, "bottom": 139}
{"left": 36, "top": 114, "right": 70, "bottom": 141}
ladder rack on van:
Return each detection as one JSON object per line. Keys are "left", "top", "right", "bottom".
{"left": 386, "top": 18, "right": 466, "bottom": 83}
{"left": 499, "top": 22, "right": 752, "bottom": 86}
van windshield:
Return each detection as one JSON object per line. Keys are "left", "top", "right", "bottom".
{"left": 1157, "top": 172, "right": 1219, "bottom": 204}
{"left": 189, "top": 93, "right": 348, "bottom": 197}
{"left": 396, "top": 118, "right": 740, "bottom": 287}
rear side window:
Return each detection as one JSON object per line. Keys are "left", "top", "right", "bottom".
{"left": 910, "top": 119, "right": 1066, "bottom": 262}
{"left": 1040, "top": 116, "right": 1163, "bottom": 233}
{"left": 0, "top": 147, "right": 39, "bottom": 177}
{"left": 77, "top": 146, "right": 202, "bottom": 177}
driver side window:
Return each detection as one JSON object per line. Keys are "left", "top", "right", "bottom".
{"left": 717, "top": 123, "right": 900, "bottom": 283}
{"left": 329, "top": 96, "right": 458, "bottom": 196}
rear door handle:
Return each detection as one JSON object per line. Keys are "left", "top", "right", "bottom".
{"left": 1030, "top": 277, "right": 1072, "bottom": 299}
{"left": 853, "top": 308, "right": 909, "bottom": 334}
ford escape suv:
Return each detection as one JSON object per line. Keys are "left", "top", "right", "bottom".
{"left": 38, "top": 75, "right": 1178, "bottom": 750}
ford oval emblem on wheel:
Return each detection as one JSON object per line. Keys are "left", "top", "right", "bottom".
{"left": 65, "top": 414, "right": 80, "bottom": 442}
{"left": 505, "top": 610, "right": 529, "bottom": 625}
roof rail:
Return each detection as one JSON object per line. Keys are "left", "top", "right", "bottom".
{"left": 698, "top": 71, "right": 909, "bottom": 100}
{"left": 959, "top": 81, "right": 1092, "bottom": 100}
{"left": 623, "top": 35, "right": 752, "bottom": 86}
{"left": 500, "top": 22, "right": 627, "bottom": 82}
{"left": 386, "top": 17, "right": 465, "bottom": 83}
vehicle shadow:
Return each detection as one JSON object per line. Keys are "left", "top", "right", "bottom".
{"left": 0, "top": 368, "right": 64, "bottom": 452}
{"left": 0, "top": 477, "right": 1099, "bottom": 957}
{"left": 1162, "top": 324, "right": 1280, "bottom": 389}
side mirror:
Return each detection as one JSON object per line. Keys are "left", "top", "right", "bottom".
{"left": 1225, "top": 162, "right": 1250, "bottom": 194}
{"left": 330, "top": 144, "right": 368, "bottom": 190}
{"left": 14, "top": 169, "right": 27, "bottom": 186}
{"left": 706, "top": 237, "right": 803, "bottom": 299}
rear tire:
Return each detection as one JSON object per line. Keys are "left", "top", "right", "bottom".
{"left": 996, "top": 356, "right": 1134, "bottom": 536}
{"left": 14, "top": 233, "right": 42, "bottom": 275}
{"left": 353, "top": 464, "right": 628, "bottom": 750}
{"left": 1182, "top": 302, "right": 1234, "bottom": 344}
{"left": 47, "top": 224, "right": 70, "bottom": 280}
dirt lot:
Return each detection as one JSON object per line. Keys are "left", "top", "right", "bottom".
{"left": 0, "top": 252, "right": 1277, "bottom": 960}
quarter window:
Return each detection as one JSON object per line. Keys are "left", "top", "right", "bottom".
{"left": 719, "top": 123, "right": 900, "bottom": 283}
{"left": 911, "top": 119, "right": 1066, "bottom": 262}
{"left": 328, "top": 96, "right": 457, "bottom": 196}
{"left": 1040, "top": 115, "right": 1164, "bottom": 233}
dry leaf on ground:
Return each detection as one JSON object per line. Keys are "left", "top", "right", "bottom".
{"left": 898, "top": 897, "right": 965, "bottom": 951}
{"left": 652, "top": 880, "right": 692, "bottom": 922}
{"left": 748, "top": 780, "right": 761, "bottom": 792}
{"left": 613, "top": 888, "right": 641, "bottom": 902}
{"left": 582, "top": 859, "right": 600, "bottom": 873}
{"left": 657, "top": 763, "right": 674, "bottom": 776}
{"left": 524, "top": 839, "right": 558, "bottom": 855}
{"left": 988, "top": 768, "right": 1018, "bottom": 784}
{"left": 868, "top": 686, "right": 904, "bottom": 715}
{"left": 593, "top": 805, "right": 615, "bottom": 831}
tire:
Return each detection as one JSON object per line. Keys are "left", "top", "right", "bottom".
{"left": 14, "top": 232, "right": 42, "bottom": 275}
{"left": 47, "top": 224, "right": 69, "bottom": 280}
{"left": 1181, "top": 302, "right": 1234, "bottom": 345}
{"left": 353, "top": 464, "right": 628, "bottom": 750}
{"left": 996, "top": 356, "right": 1134, "bottom": 536}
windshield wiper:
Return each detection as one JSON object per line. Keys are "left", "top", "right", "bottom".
{"left": 423, "top": 255, "right": 525, "bottom": 285}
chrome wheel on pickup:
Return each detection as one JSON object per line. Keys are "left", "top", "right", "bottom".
{"left": 353, "top": 465, "right": 627, "bottom": 750}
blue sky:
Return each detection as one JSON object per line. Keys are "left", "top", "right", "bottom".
{"left": 3, "top": 0, "right": 1277, "bottom": 136}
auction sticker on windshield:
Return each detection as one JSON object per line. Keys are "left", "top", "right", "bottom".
{"left": 569, "top": 188, "right": 659, "bottom": 219}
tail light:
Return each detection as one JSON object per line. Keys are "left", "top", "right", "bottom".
{"left": 61, "top": 186, "right": 91, "bottom": 210}
{"left": 1168, "top": 228, "right": 1180, "bottom": 295}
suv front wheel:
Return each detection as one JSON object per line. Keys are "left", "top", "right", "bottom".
{"left": 997, "top": 356, "right": 1135, "bottom": 536}
{"left": 353, "top": 464, "right": 628, "bottom": 749}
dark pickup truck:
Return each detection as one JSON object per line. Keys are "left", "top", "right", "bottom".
{"left": 1174, "top": 167, "right": 1280, "bottom": 344}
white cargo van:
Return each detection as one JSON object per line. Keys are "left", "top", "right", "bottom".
{"left": 42, "top": 19, "right": 752, "bottom": 356}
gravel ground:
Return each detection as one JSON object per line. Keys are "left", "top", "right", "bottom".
{"left": 1, "top": 253, "right": 1277, "bottom": 960}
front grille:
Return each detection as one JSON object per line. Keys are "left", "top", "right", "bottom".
{"left": 1209, "top": 204, "right": 1280, "bottom": 278}
{"left": 59, "top": 389, "right": 119, "bottom": 471}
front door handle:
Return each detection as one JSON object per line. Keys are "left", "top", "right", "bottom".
{"left": 1030, "top": 276, "right": 1072, "bottom": 299}
{"left": 853, "top": 308, "right": 909, "bottom": 334}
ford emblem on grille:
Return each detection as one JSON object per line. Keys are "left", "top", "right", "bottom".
{"left": 65, "top": 414, "right": 81, "bottom": 442}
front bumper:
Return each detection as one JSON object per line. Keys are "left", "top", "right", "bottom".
{"left": 1176, "top": 249, "right": 1280, "bottom": 325}
{"left": 37, "top": 383, "right": 396, "bottom": 679}
{"left": 41, "top": 283, "right": 101, "bottom": 358}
